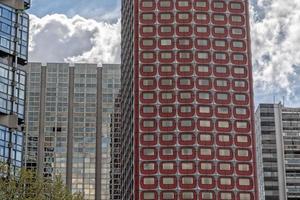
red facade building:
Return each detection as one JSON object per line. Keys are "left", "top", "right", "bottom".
{"left": 120, "top": 0, "right": 258, "bottom": 199}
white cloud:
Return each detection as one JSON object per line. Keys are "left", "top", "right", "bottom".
{"left": 250, "top": 0, "right": 300, "bottom": 102}
{"left": 29, "top": 2, "right": 300, "bottom": 105}
{"left": 29, "top": 14, "right": 121, "bottom": 64}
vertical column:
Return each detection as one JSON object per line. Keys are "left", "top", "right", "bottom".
{"left": 66, "top": 66, "right": 74, "bottom": 190}
{"left": 274, "top": 104, "right": 287, "bottom": 200}
{"left": 37, "top": 64, "right": 46, "bottom": 176}
{"left": 95, "top": 67, "right": 102, "bottom": 200}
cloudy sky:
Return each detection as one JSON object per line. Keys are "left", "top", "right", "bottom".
{"left": 28, "top": 0, "right": 300, "bottom": 107}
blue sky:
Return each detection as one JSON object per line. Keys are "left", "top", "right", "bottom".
{"left": 29, "top": 0, "right": 120, "bottom": 21}
{"left": 28, "top": 0, "right": 300, "bottom": 107}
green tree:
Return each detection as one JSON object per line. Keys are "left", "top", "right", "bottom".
{"left": 0, "top": 163, "right": 83, "bottom": 200}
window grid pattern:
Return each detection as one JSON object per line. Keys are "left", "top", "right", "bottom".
{"left": 26, "top": 63, "right": 104, "bottom": 200}
{"left": 43, "top": 64, "right": 69, "bottom": 182}
{"left": 121, "top": 0, "right": 136, "bottom": 199}
{"left": 0, "top": 62, "right": 25, "bottom": 120}
{"left": 282, "top": 107, "right": 300, "bottom": 199}
{"left": 0, "top": 4, "right": 29, "bottom": 61}
{"left": 0, "top": 2, "right": 29, "bottom": 178}
{"left": 137, "top": 0, "right": 256, "bottom": 199}
{"left": 0, "top": 125, "right": 23, "bottom": 175}
{"left": 256, "top": 104, "right": 300, "bottom": 200}
{"left": 101, "top": 65, "right": 121, "bottom": 200}
{"left": 109, "top": 94, "right": 122, "bottom": 200}
{"left": 72, "top": 66, "right": 97, "bottom": 199}
{"left": 25, "top": 64, "right": 41, "bottom": 172}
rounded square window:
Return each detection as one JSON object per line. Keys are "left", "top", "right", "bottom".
{"left": 140, "top": 64, "right": 156, "bottom": 76}
{"left": 140, "top": 0, "right": 156, "bottom": 11}
{"left": 198, "top": 133, "right": 213, "bottom": 145}
{"left": 230, "top": 27, "right": 246, "bottom": 38}
{"left": 141, "top": 191, "right": 157, "bottom": 200}
{"left": 176, "top": 12, "right": 192, "bottom": 23}
{"left": 179, "top": 132, "right": 195, "bottom": 143}
{"left": 160, "top": 133, "right": 176, "bottom": 145}
{"left": 229, "top": 2, "right": 244, "bottom": 12}
{"left": 141, "top": 13, "right": 155, "bottom": 22}
{"left": 212, "top": 0, "right": 226, "bottom": 12}
{"left": 195, "top": 12, "right": 210, "bottom": 23}
{"left": 140, "top": 25, "right": 156, "bottom": 36}
{"left": 158, "top": 12, "right": 174, "bottom": 23}
{"left": 194, "top": 0, "right": 209, "bottom": 11}
{"left": 195, "top": 25, "right": 210, "bottom": 37}
{"left": 161, "top": 191, "right": 177, "bottom": 200}
{"left": 158, "top": 25, "right": 174, "bottom": 36}
{"left": 158, "top": 0, "right": 173, "bottom": 10}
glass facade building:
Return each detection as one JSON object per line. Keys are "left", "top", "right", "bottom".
{"left": 0, "top": 0, "right": 29, "bottom": 176}
{"left": 25, "top": 63, "right": 120, "bottom": 200}
{"left": 120, "top": 0, "right": 259, "bottom": 199}
{"left": 25, "top": 63, "right": 97, "bottom": 199}
{"left": 256, "top": 104, "right": 300, "bottom": 200}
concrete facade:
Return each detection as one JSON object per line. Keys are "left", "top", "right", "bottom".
{"left": 256, "top": 103, "right": 300, "bottom": 200}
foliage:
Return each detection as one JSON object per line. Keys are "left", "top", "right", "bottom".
{"left": 0, "top": 163, "right": 83, "bottom": 200}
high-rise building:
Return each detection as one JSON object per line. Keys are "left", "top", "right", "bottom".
{"left": 25, "top": 63, "right": 120, "bottom": 200}
{"left": 120, "top": 0, "right": 258, "bottom": 199}
{"left": 255, "top": 103, "right": 300, "bottom": 200}
{"left": 0, "top": 0, "right": 29, "bottom": 176}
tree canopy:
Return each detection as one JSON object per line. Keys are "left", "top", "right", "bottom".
{"left": 0, "top": 163, "right": 83, "bottom": 200}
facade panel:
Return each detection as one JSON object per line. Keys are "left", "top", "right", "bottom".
{"left": 120, "top": 0, "right": 258, "bottom": 199}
